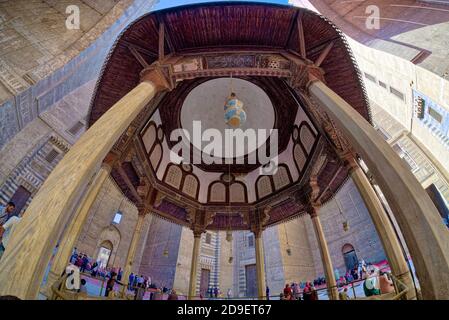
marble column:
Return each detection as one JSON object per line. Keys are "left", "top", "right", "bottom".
{"left": 0, "top": 66, "right": 171, "bottom": 299}
{"left": 254, "top": 231, "right": 266, "bottom": 299}
{"left": 45, "top": 163, "right": 112, "bottom": 295}
{"left": 122, "top": 211, "right": 146, "bottom": 284}
{"left": 188, "top": 231, "right": 202, "bottom": 299}
{"left": 310, "top": 207, "right": 338, "bottom": 300}
{"left": 345, "top": 155, "right": 416, "bottom": 299}
{"left": 309, "top": 79, "right": 449, "bottom": 299}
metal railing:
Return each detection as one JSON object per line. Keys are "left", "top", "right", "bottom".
{"left": 49, "top": 272, "right": 410, "bottom": 301}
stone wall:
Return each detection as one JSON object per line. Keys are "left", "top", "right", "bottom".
{"left": 263, "top": 226, "right": 285, "bottom": 296}
{"left": 173, "top": 227, "right": 194, "bottom": 295}
{"left": 75, "top": 176, "right": 139, "bottom": 270}
{"left": 139, "top": 216, "right": 183, "bottom": 289}
{"left": 219, "top": 232, "right": 234, "bottom": 296}
{"left": 0, "top": 0, "right": 159, "bottom": 290}
{"left": 232, "top": 230, "right": 256, "bottom": 297}
{"left": 370, "top": 101, "right": 449, "bottom": 203}
{"left": 0, "top": 0, "right": 158, "bottom": 150}
{"left": 306, "top": 178, "right": 386, "bottom": 277}
{"left": 278, "top": 217, "right": 316, "bottom": 284}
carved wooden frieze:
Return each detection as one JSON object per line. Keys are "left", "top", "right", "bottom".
{"left": 205, "top": 54, "right": 256, "bottom": 69}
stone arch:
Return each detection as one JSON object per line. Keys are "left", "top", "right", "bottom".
{"left": 341, "top": 243, "right": 358, "bottom": 272}
{"left": 94, "top": 225, "right": 121, "bottom": 268}
{"left": 208, "top": 182, "right": 227, "bottom": 202}
{"left": 342, "top": 243, "right": 355, "bottom": 254}
{"left": 100, "top": 240, "right": 113, "bottom": 251}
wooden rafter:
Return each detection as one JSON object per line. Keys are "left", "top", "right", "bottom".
{"left": 117, "top": 163, "right": 143, "bottom": 204}
{"left": 297, "top": 12, "right": 306, "bottom": 59}
{"left": 314, "top": 41, "right": 335, "bottom": 67}
{"left": 159, "top": 22, "right": 165, "bottom": 61}
{"left": 128, "top": 45, "right": 149, "bottom": 68}
{"left": 317, "top": 165, "right": 343, "bottom": 202}
{"left": 122, "top": 40, "right": 158, "bottom": 58}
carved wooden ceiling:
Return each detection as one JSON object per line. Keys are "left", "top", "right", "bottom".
{"left": 87, "top": 3, "right": 371, "bottom": 231}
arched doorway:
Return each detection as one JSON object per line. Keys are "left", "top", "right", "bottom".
{"left": 97, "top": 240, "right": 113, "bottom": 269}
{"left": 342, "top": 244, "right": 358, "bottom": 272}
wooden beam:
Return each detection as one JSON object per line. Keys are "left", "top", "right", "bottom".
{"left": 159, "top": 22, "right": 165, "bottom": 61}
{"left": 117, "top": 163, "right": 143, "bottom": 204}
{"left": 317, "top": 165, "right": 343, "bottom": 202}
{"left": 297, "top": 13, "right": 306, "bottom": 59}
{"left": 314, "top": 41, "right": 335, "bottom": 67}
{"left": 128, "top": 46, "right": 149, "bottom": 68}
{"left": 121, "top": 40, "right": 158, "bottom": 58}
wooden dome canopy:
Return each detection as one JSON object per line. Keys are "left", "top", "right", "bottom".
{"left": 88, "top": 2, "right": 370, "bottom": 126}
{"left": 87, "top": 2, "right": 371, "bottom": 230}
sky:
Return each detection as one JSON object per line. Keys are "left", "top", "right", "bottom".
{"left": 154, "top": 0, "right": 290, "bottom": 10}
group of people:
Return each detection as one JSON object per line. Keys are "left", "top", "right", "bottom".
{"left": 128, "top": 273, "right": 152, "bottom": 291}
{"left": 281, "top": 282, "right": 319, "bottom": 300}
{"left": 335, "top": 260, "right": 375, "bottom": 288}
{"left": 70, "top": 249, "right": 118, "bottom": 279}
{"left": 67, "top": 248, "right": 157, "bottom": 299}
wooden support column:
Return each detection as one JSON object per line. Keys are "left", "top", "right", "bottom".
{"left": 45, "top": 160, "right": 114, "bottom": 296}
{"left": 188, "top": 230, "right": 202, "bottom": 300}
{"left": 0, "top": 64, "right": 172, "bottom": 299}
{"left": 254, "top": 229, "right": 266, "bottom": 299}
{"left": 309, "top": 206, "right": 339, "bottom": 300}
{"left": 309, "top": 79, "right": 449, "bottom": 299}
{"left": 344, "top": 154, "right": 416, "bottom": 299}
{"left": 122, "top": 209, "right": 147, "bottom": 284}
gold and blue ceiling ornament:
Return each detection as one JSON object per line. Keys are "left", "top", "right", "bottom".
{"left": 224, "top": 92, "right": 247, "bottom": 128}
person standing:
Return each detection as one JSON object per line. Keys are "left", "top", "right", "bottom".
{"left": 105, "top": 272, "right": 123, "bottom": 297}
{"left": 0, "top": 208, "right": 23, "bottom": 260}
{"left": 293, "top": 282, "right": 300, "bottom": 300}
{"left": 265, "top": 286, "right": 270, "bottom": 300}
{"left": 363, "top": 270, "right": 381, "bottom": 297}
{"left": 91, "top": 261, "right": 98, "bottom": 277}
{"left": 310, "top": 284, "right": 319, "bottom": 301}
{"left": 0, "top": 202, "right": 15, "bottom": 226}
{"left": 80, "top": 254, "right": 89, "bottom": 273}
{"left": 138, "top": 275, "right": 145, "bottom": 288}
{"left": 227, "top": 288, "right": 232, "bottom": 299}
{"left": 283, "top": 284, "right": 292, "bottom": 300}
{"left": 379, "top": 271, "right": 394, "bottom": 294}
{"left": 302, "top": 282, "right": 312, "bottom": 301}
{"left": 128, "top": 273, "right": 135, "bottom": 290}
